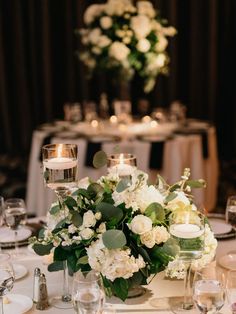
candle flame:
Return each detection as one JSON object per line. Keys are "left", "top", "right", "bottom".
{"left": 119, "top": 153, "right": 124, "bottom": 165}
{"left": 57, "top": 144, "right": 63, "bottom": 158}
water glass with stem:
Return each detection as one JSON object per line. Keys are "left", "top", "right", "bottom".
{"left": 226, "top": 270, "right": 236, "bottom": 313}
{"left": 193, "top": 263, "right": 225, "bottom": 314}
{"left": 0, "top": 253, "right": 15, "bottom": 314}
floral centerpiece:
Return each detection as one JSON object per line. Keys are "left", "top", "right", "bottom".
{"left": 76, "top": 0, "right": 176, "bottom": 93}
{"left": 31, "top": 160, "right": 217, "bottom": 301}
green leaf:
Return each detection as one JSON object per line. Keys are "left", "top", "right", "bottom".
{"left": 116, "top": 178, "right": 131, "bottom": 193}
{"left": 78, "top": 255, "right": 88, "bottom": 265}
{"left": 87, "top": 183, "right": 104, "bottom": 197}
{"left": 162, "top": 238, "right": 180, "bottom": 257}
{"left": 50, "top": 204, "right": 60, "bottom": 215}
{"left": 165, "top": 192, "right": 177, "bottom": 204}
{"left": 102, "top": 230, "right": 126, "bottom": 249}
{"left": 78, "top": 188, "right": 91, "bottom": 199}
{"left": 169, "top": 184, "right": 181, "bottom": 192}
{"left": 96, "top": 202, "right": 123, "bottom": 223}
{"left": 145, "top": 202, "right": 165, "bottom": 223}
{"left": 48, "top": 261, "right": 64, "bottom": 272}
{"left": 113, "top": 278, "right": 129, "bottom": 301}
{"left": 93, "top": 151, "right": 107, "bottom": 169}
{"left": 38, "top": 228, "right": 45, "bottom": 239}
{"left": 54, "top": 247, "right": 68, "bottom": 261}
{"left": 71, "top": 211, "right": 83, "bottom": 227}
{"left": 55, "top": 218, "right": 67, "bottom": 229}
{"left": 64, "top": 196, "right": 77, "bottom": 209}
{"left": 33, "top": 243, "right": 53, "bottom": 256}
{"left": 186, "top": 179, "right": 206, "bottom": 188}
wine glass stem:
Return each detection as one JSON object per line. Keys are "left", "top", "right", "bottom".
{"left": 183, "top": 261, "right": 193, "bottom": 310}
{"left": 14, "top": 230, "right": 19, "bottom": 256}
{"left": 62, "top": 260, "right": 71, "bottom": 303}
{"left": 0, "top": 296, "right": 4, "bottom": 314}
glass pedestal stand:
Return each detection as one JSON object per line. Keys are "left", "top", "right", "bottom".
{"left": 50, "top": 261, "right": 72, "bottom": 309}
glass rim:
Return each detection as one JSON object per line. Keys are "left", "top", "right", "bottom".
{"left": 73, "top": 270, "right": 101, "bottom": 283}
{"left": 4, "top": 198, "right": 25, "bottom": 203}
{"left": 42, "top": 143, "right": 77, "bottom": 151}
{"left": 107, "top": 153, "right": 136, "bottom": 162}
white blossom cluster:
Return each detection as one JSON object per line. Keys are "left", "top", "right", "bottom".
{"left": 78, "top": 0, "right": 176, "bottom": 93}
{"left": 86, "top": 237, "right": 145, "bottom": 282}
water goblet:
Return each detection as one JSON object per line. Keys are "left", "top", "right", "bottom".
{"left": 193, "top": 263, "right": 225, "bottom": 314}
{"left": 72, "top": 270, "right": 104, "bottom": 314}
{"left": 0, "top": 253, "right": 15, "bottom": 314}
{"left": 226, "top": 270, "right": 236, "bottom": 313}
{"left": 4, "top": 198, "right": 27, "bottom": 257}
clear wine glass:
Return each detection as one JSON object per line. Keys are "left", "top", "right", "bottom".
{"left": 42, "top": 143, "right": 78, "bottom": 309}
{"left": 193, "top": 263, "right": 225, "bottom": 314}
{"left": 169, "top": 207, "right": 206, "bottom": 313}
{"left": 4, "top": 198, "right": 27, "bottom": 257}
{"left": 0, "top": 253, "right": 15, "bottom": 314}
{"left": 72, "top": 270, "right": 104, "bottom": 314}
{"left": 226, "top": 270, "right": 236, "bottom": 313}
{"left": 226, "top": 195, "right": 236, "bottom": 234}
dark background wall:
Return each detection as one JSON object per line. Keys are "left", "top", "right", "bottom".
{"left": 0, "top": 0, "right": 236, "bottom": 161}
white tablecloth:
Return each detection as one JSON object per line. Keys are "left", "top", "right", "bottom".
{"left": 26, "top": 123, "right": 219, "bottom": 216}
{"left": 6, "top": 233, "right": 233, "bottom": 314}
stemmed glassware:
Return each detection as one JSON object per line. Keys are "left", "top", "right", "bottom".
{"left": 42, "top": 143, "right": 78, "bottom": 309}
{"left": 193, "top": 264, "right": 225, "bottom": 314}
{"left": 72, "top": 270, "right": 104, "bottom": 314}
{"left": 4, "top": 198, "right": 27, "bottom": 257}
{"left": 0, "top": 197, "right": 4, "bottom": 252}
{"left": 0, "top": 253, "right": 15, "bottom": 314}
{"left": 169, "top": 207, "right": 206, "bottom": 313}
{"left": 226, "top": 270, "right": 236, "bottom": 314}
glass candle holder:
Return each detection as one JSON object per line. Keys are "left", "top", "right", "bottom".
{"left": 107, "top": 153, "right": 136, "bottom": 178}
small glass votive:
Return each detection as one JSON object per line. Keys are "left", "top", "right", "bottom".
{"left": 107, "top": 153, "right": 137, "bottom": 178}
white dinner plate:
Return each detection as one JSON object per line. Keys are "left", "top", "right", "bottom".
{"left": 208, "top": 217, "right": 232, "bottom": 235}
{"left": 13, "top": 264, "right": 28, "bottom": 280}
{"left": 0, "top": 227, "right": 32, "bottom": 243}
{"left": 218, "top": 252, "right": 236, "bottom": 271}
{"left": 3, "top": 294, "right": 33, "bottom": 314}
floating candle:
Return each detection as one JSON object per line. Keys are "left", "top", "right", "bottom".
{"left": 170, "top": 223, "right": 204, "bottom": 239}
{"left": 43, "top": 157, "right": 77, "bottom": 170}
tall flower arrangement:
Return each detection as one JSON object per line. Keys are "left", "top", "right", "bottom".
{"left": 31, "top": 166, "right": 217, "bottom": 301}
{"left": 76, "top": 0, "right": 176, "bottom": 93}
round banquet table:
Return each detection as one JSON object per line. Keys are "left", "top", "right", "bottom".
{"left": 4, "top": 230, "right": 234, "bottom": 314}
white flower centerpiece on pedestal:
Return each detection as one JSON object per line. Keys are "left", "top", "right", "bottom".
{"left": 31, "top": 152, "right": 217, "bottom": 302}
{"left": 76, "top": 0, "right": 177, "bottom": 93}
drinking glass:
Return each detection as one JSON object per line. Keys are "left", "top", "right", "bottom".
{"left": 226, "top": 270, "right": 236, "bottom": 313}
{"left": 107, "top": 153, "right": 137, "bottom": 179}
{"left": 72, "top": 270, "right": 104, "bottom": 314}
{"left": 169, "top": 207, "right": 206, "bottom": 313}
{"left": 0, "top": 197, "right": 4, "bottom": 252}
{"left": 42, "top": 143, "right": 78, "bottom": 309}
{"left": 226, "top": 195, "right": 236, "bottom": 233}
{"left": 193, "top": 264, "right": 225, "bottom": 314}
{"left": 4, "top": 198, "right": 27, "bottom": 256}
{"left": 0, "top": 253, "right": 15, "bottom": 314}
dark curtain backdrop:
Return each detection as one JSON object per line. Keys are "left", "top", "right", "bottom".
{"left": 0, "top": 0, "right": 236, "bottom": 160}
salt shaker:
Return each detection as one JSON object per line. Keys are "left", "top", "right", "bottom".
{"left": 36, "top": 273, "right": 49, "bottom": 310}
{"left": 33, "top": 267, "right": 41, "bottom": 303}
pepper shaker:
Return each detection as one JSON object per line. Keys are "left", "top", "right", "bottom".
{"left": 36, "top": 273, "right": 49, "bottom": 310}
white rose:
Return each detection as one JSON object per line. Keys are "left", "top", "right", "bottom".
{"left": 155, "top": 36, "right": 168, "bottom": 52}
{"left": 136, "top": 38, "right": 151, "bottom": 53}
{"left": 84, "top": 4, "right": 104, "bottom": 25}
{"left": 136, "top": 185, "right": 164, "bottom": 213}
{"left": 154, "top": 226, "right": 170, "bottom": 244}
{"left": 137, "top": 1, "right": 155, "bottom": 18}
{"left": 100, "top": 16, "right": 112, "bottom": 29}
{"left": 83, "top": 210, "right": 96, "bottom": 227}
{"left": 109, "top": 42, "right": 130, "bottom": 61}
{"left": 97, "top": 35, "right": 111, "bottom": 48}
{"left": 129, "top": 215, "right": 152, "bottom": 235}
{"left": 80, "top": 228, "right": 94, "bottom": 240}
{"left": 166, "top": 191, "right": 190, "bottom": 210}
{"left": 88, "top": 28, "right": 102, "bottom": 45}
{"left": 140, "top": 230, "right": 156, "bottom": 248}
{"left": 96, "top": 222, "right": 106, "bottom": 234}
{"left": 131, "top": 15, "right": 152, "bottom": 39}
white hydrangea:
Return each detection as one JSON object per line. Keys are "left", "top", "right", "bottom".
{"left": 155, "top": 36, "right": 168, "bottom": 52}
{"left": 68, "top": 224, "right": 77, "bottom": 234}
{"left": 137, "top": 1, "right": 155, "bottom": 18}
{"left": 165, "top": 259, "right": 186, "bottom": 279}
{"left": 136, "top": 38, "right": 151, "bottom": 53}
{"left": 97, "top": 35, "right": 111, "bottom": 48}
{"left": 83, "top": 210, "right": 96, "bottom": 228}
{"left": 86, "top": 238, "right": 145, "bottom": 281}
{"left": 84, "top": 4, "right": 104, "bottom": 25}
{"left": 129, "top": 215, "right": 153, "bottom": 235}
{"left": 131, "top": 15, "right": 152, "bottom": 39}
{"left": 100, "top": 16, "right": 112, "bottom": 29}
{"left": 136, "top": 185, "right": 164, "bottom": 213}
{"left": 105, "top": 0, "right": 134, "bottom": 16}
{"left": 88, "top": 28, "right": 102, "bottom": 45}
{"left": 109, "top": 42, "right": 130, "bottom": 61}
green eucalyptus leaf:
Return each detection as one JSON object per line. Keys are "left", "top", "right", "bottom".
{"left": 96, "top": 202, "right": 123, "bottom": 223}
{"left": 186, "top": 179, "right": 206, "bottom": 188}
{"left": 87, "top": 183, "right": 104, "bottom": 197}
{"left": 145, "top": 202, "right": 165, "bottom": 222}
{"left": 71, "top": 211, "right": 83, "bottom": 227}
{"left": 169, "top": 184, "right": 181, "bottom": 192}
{"left": 55, "top": 218, "right": 67, "bottom": 229}
{"left": 64, "top": 196, "right": 77, "bottom": 209}
{"left": 78, "top": 188, "right": 91, "bottom": 199}
{"left": 165, "top": 192, "right": 177, "bottom": 204}
{"left": 102, "top": 230, "right": 126, "bottom": 249}
{"left": 116, "top": 178, "right": 131, "bottom": 193}
{"left": 50, "top": 204, "right": 60, "bottom": 215}
{"left": 38, "top": 228, "right": 46, "bottom": 239}
{"left": 48, "top": 261, "right": 64, "bottom": 272}
{"left": 93, "top": 151, "right": 107, "bottom": 169}
{"left": 33, "top": 243, "right": 53, "bottom": 256}
{"left": 113, "top": 278, "right": 129, "bottom": 301}
{"left": 78, "top": 255, "right": 88, "bottom": 265}
{"left": 162, "top": 238, "right": 180, "bottom": 257}
{"left": 54, "top": 247, "right": 68, "bottom": 261}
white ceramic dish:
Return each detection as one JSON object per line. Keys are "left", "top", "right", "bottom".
{"left": 13, "top": 264, "right": 28, "bottom": 280}
{"left": 0, "top": 227, "right": 32, "bottom": 243}
{"left": 218, "top": 252, "right": 236, "bottom": 271}
{"left": 208, "top": 217, "right": 232, "bottom": 235}
{"left": 3, "top": 294, "right": 33, "bottom": 314}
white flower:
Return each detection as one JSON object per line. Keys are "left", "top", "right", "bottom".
{"left": 96, "top": 222, "right": 106, "bottom": 234}
{"left": 123, "top": 37, "right": 131, "bottom": 45}
{"left": 166, "top": 191, "right": 190, "bottom": 211}
{"left": 105, "top": 0, "right": 134, "bottom": 16}
{"left": 109, "top": 42, "right": 130, "bottom": 61}
{"left": 129, "top": 215, "right": 153, "bottom": 235}
{"left": 140, "top": 230, "right": 156, "bottom": 248}
{"left": 137, "top": 1, "right": 155, "bottom": 18}
{"left": 80, "top": 228, "right": 94, "bottom": 240}
{"left": 88, "top": 28, "right": 102, "bottom": 45}
{"left": 79, "top": 52, "right": 96, "bottom": 69}
{"left": 165, "top": 260, "right": 186, "bottom": 279}
{"left": 154, "top": 226, "right": 170, "bottom": 244}
{"left": 136, "top": 185, "right": 164, "bottom": 213}
{"left": 131, "top": 15, "right": 152, "bottom": 39}
{"left": 92, "top": 46, "right": 102, "bottom": 55}
{"left": 68, "top": 224, "right": 77, "bottom": 234}
{"left": 136, "top": 38, "right": 151, "bottom": 53}
{"left": 95, "top": 212, "right": 102, "bottom": 220}
{"left": 97, "top": 35, "right": 111, "bottom": 48}
{"left": 100, "top": 16, "right": 112, "bottom": 29}
{"left": 84, "top": 4, "right": 104, "bottom": 25}
{"left": 155, "top": 36, "right": 168, "bottom": 52}
{"left": 162, "top": 26, "right": 177, "bottom": 36}
{"left": 83, "top": 210, "right": 96, "bottom": 228}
